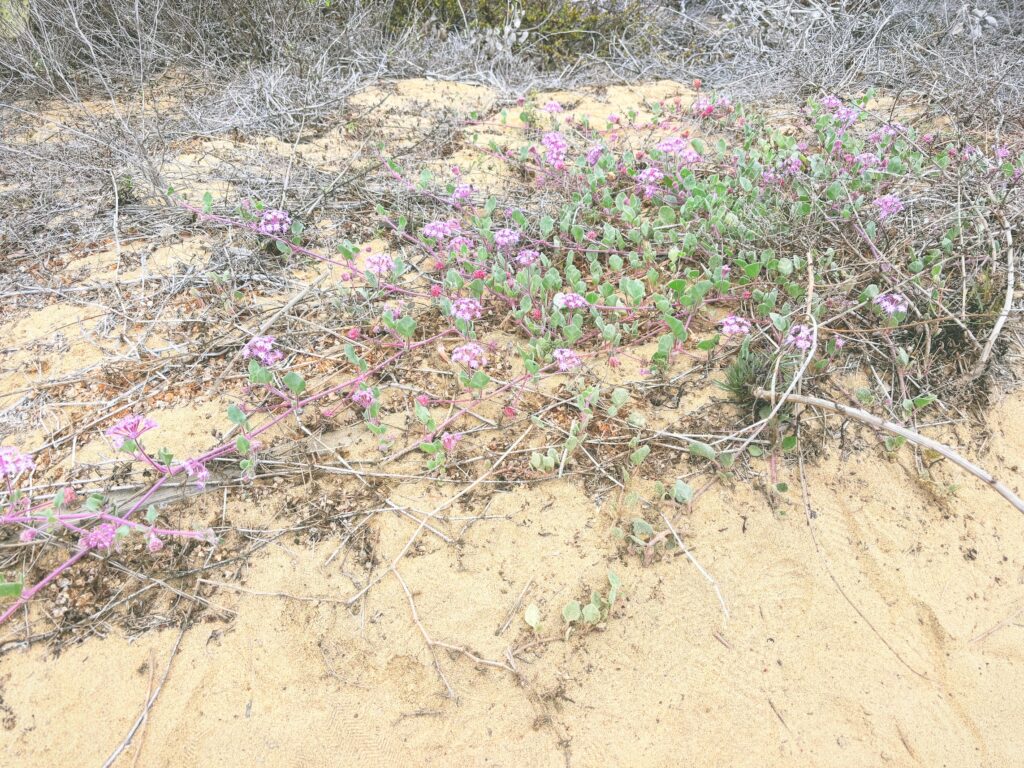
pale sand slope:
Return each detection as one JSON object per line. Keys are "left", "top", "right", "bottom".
{"left": 4, "top": 389, "right": 1024, "bottom": 767}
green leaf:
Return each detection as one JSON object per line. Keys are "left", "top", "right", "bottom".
{"left": 629, "top": 445, "right": 651, "bottom": 466}
{"left": 145, "top": 505, "right": 158, "bottom": 524}
{"left": 236, "top": 436, "right": 251, "bottom": 454}
{"left": 562, "top": 600, "right": 582, "bottom": 623}
{"left": 396, "top": 316, "right": 417, "bottom": 340}
{"left": 632, "top": 518, "right": 655, "bottom": 538}
{"left": 781, "top": 435, "right": 798, "bottom": 452}
{"left": 282, "top": 371, "right": 306, "bottom": 396}
{"left": 582, "top": 603, "right": 601, "bottom": 624}
{"left": 689, "top": 441, "right": 717, "bottom": 461}
{"left": 672, "top": 479, "right": 693, "bottom": 504}
{"left": 248, "top": 359, "right": 272, "bottom": 385}
{"left": 0, "top": 581, "right": 24, "bottom": 598}
{"left": 540, "top": 216, "right": 554, "bottom": 237}
{"left": 227, "top": 404, "right": 249, "bottom": 427}
{"left": 697, "top": 335, "right": 720, "bottom": 351}
{"left": 524, "top": 602, "right": 541, "bottom": 630}
{"left": 468, "top": 370, "right": 490, "bottom": 390}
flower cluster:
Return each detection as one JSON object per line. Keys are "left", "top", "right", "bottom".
{"left": 106, "top": 414, "right": 158, "bottom": 450}
{"left": 0, "top": 447, "right": 34, "bottom": 478}
{"left": 637, "top": 166, "right": 664, "bottom": 199}
{"left": 80, "top": 523, "right": 117, "bottom": 551}
{"left": 450, "top": 184, "right": 473, "bottom": 204}
{"left": 351, "top": 389, "right": 376, "bottom": 409}
{"left": 720, "top": 315, "right": 751, "bottom": 336}
{"left": 516, "top": 249, "right": 540, "bottom": 267}
{"left": 553, "top": 291, "right": 588, "bottom": 310}
{"left": 552, "top": 348, "right": 582, "bottom": 371}
{"left": 586, "top": 146, "right": 603, "bottom": 166}
{"left": 542, "top": 131, "right": 569, "bottom": 167}
{"left": 440, "top": 432, "right": 462, "bottom": 452}
{"left": 184, "top": 459, "right": 210, "bottom": 490}
{"left": 494, "top": 228, "right": 521, "bottom": 250}
{"left": 452, "top": 297, "right": 483, "bottom": 322}
{"left": 542, "top": 100, "right": 563, "bottom": 113}
{"left": 242, "top": 335, "right": 284, "bottom": 366}
{"left": 874, "top": 293, "right": 909, "bottom": 315}
{"left": 656, "top": 137, "right": 702, "bottom": 164}
{"left": 873, "top": 194, "right": 904, "bottom": 220}
{"left": 452, "top": 342, "right": 486, "bottom": 370}
{"left": 422, "top": 219, "right": 461, "bottom": 239}
{"left": 257, "top": 209, "right": 291, "bottom": 236}
{"left": 365, "top": 252, "right": 395, "bottom": 276}
{"left": 786, "top": 324, "right": 814, "bottom": 350}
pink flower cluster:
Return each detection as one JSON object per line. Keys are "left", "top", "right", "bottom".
{"left": 106, "top": 414, "right": 158, "bottom": 450}
{"left": 720, "top": 315, "right": 751, "bottom": 336}
{"left": 542, "top": 132, "right": 569, "bottom": 167}
{"left": 874, "top": 292, "right": 909, "bottom": 315}
{"left": 786, "top": 324, "right": 814, "bottom": 350}
{"left": 637, "top": 166, "right": 665, "bottom": 199}
{"left": 257, "top": 209, "right": 291, "bottom": 236}
{"left": 422, "top": 219, "right": 461, "bottom": 239}
{"left": 516, "top": 249, "right": 540, "bottom": 267}
{"left": 873, "top": 194, "right": 903, "bottom": 220}
{"left": 552, "top": 348, "right": 581, "bottom": 371}
{"left": 351, "top": 389, "right": 375, "bottom": 408}
{"left": 494, "top": 228, "right": 520, "bottom": 250}
{"left": 242, "top": 335, "right": 283, "bottom": 366}
{"left": 656, "top": 137, "right": 702, "bottom": 164}
{"left": 0, "top": 446, "right": 34, "bottom": 478}
{"left": 452, "top": 342, "right": 487, "bottom": 370}
{"left": 586, "top": 146, "right": 603, "bottom": 166}
{"left": 365, "top": 252, "right": 395, "bottom": 276}
{"left": 184, "top": 459, "right": 210, "bottom": 489}
{"left": 542, "top": 101, "right": 563, "bottom": 113}
{"left": 450, "top": 184, "right": 473, "bottom": 204}
{"left": 80, "top": 523, "right": 117, "bottom": 551}
{"left": 452, "top": 297, "right": 483, "bottom": 322}
{"left": 553, "top": 292, "right": 588, "bottom": 310}
{"left": 692, "top": 94, "right": 732, "bottom": 119}
{"left": 441, "top": 432, "right": 462, "bottom": 452}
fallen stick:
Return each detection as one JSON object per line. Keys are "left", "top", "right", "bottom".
{"left": 753, "top": 388, "right": 1024, "bottom": 515}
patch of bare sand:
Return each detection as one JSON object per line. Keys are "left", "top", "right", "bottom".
{"left": 5, "top": 388, "right": 1024, "bottom": 767}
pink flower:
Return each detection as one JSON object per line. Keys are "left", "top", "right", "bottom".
{"left": 552, "top": 348, "right": 581, "bottom": 371}
{"left": 638, "top": 166, "right": 665, "bottom": 198}
{"left": 995, "top": 145, "right": 1011, "bottom": 161}
{"left": 242, "top": 335, "right": 283, "bottom": 366}
{"left": 80, "top": 523, "right": 117, "bottom": 551}
{"left": 820, "top": 95, "right": 842, "bottom": 110}
{"left": 657, "top": 137, "right": 702, "bottom": 164}
{"left": 422, "top": 219, "right": 461, "bottom": 239}
{"left": 785, "top": 324, "right": 814, "bottom": 350}
{"left": 452, "top": 342, "right": 486, "bottom": 370}
{"left": 346, "top": 327, "right": 361, "bottom": 340}
{"left": 351, "top": 389, "right": 375, "bottom": 409}
{"left": 366, "top": 252, "right": 395, "bottom": 276}
{"left": 586, "top": 146, "right": 603, "bottom": 166}
{"left": 416, "top": 394, "right": 430, "bottom": 406}
{"left": 106, "top": 414, "right": 158, "bottom": 450}
{"left": 720, "top": 315, "right": 751, "bottom": 336}
{"left": 541, "top": 132, "right": 568, "bottom": 166}
{"left": 873, "top": 194, "right": 904, "bottom": 220}
{"left": 0, "top": 446, "right": 34, "bottom": 478}
{"left": 874, "top": 292, "right": 909, "bottom": 315}
{"left": 430, "top": 284, "right": 443, "bottom": 298}
{"left": 542, "top": 101, "right": 563, "bottom": 113}
{"left": 553, "top": 292, "right": 588, "bottom": 310}
{"left": 691, "top": 95, "right": 714, "bottom": 117}
{"left": 494, "top": 228, "right": 520, "bottom": 250}
{"left": 147, "top": 534, "right": 164, "bottom": 553}
{"left": 452, "top": 297, "right": 483, "bottom": 322}
{"left": 450, "top": 184, "right": 473, "bottom": 204}
{"left": 441, "top": 432, "right": 462, "bottom": 452}
{"left": 516, "top": 249, "right": 540, "bottom": 267}
{"left": 184, "top": 459, "right": 209, "bottom": 490}
{"left": 20, "top": 528, "right": 38, "bottom": 543}
{"left": 257, "top": 209, "right": 291, "bottom": 236}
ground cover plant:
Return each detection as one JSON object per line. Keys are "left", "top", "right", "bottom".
{"left": 2, "top": 85, "right": 1021, "bottom": 642}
